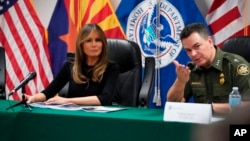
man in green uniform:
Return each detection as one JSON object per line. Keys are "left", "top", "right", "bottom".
{"left": 166, "top": 23, "right": 250, "bottom": 114}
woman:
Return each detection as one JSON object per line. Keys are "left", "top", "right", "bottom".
{"left": 26, "top": 24, "right": 119, "bottom": 106}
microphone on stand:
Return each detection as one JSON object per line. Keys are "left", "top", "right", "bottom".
{"left": 9, "top": 72, "right": 36, "bottom": 96}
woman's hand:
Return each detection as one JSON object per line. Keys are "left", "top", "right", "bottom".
{"left": 45, "top": 95, "right": 68, "bottom": 105}
{"left": 25, "top": 94, "right": 36, "bottom": 104}
{"left": 25, "top": 93, "right": 46, "bottom": 104}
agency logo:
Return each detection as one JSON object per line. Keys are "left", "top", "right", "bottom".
{"left": 126, "top": 0, "right": 184, "bottom": 68}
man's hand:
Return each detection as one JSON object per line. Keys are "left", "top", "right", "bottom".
{"left": 173, "top": 60, "right": 191, "bottom": 83}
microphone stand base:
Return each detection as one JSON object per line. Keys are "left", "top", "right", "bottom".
{"left": 6, "top": 94, "right": 31, "bottom": 111}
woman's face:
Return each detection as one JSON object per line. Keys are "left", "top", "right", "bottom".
{"left": 82, "top": 30, "right": 103, "bottom": 60}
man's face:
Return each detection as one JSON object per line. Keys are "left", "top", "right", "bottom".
{"left": 182, "top": 32, "right": 215, "bottom": 68}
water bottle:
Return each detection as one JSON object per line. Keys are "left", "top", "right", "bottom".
{"left": 229, "top": 87, "right": 241, "bottom": 111}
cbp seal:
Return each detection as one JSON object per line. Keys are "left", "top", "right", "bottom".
{"left": 126, "top": 0, "right": 184, "bottom": 68}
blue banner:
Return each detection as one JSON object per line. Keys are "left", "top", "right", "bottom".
{"left": 116, "top": 0, "right": 207, "bottom": 108}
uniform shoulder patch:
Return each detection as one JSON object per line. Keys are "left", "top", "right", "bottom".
{"left": 237, "top": 64, "right": 250, "bottom": 75}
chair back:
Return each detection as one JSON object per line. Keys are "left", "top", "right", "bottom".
{"left": 107, "top": 39, "right": 142, "bottom": 106}
{"left": 0, "top": 47, "right": 6, "bottom": 99}
{"left": 221, "top": 36, "right": 250, "bottom": 62}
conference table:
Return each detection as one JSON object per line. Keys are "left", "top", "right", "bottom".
{"left": 0, "top": 100, "right": 195, "bottom": 141}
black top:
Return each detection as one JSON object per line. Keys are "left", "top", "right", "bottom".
{"left": 42, "top": 61, "right": 120, "bottom": 105}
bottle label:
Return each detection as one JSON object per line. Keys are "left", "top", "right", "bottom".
{"left": 229, "top": 97, "right": 241, "bottom": 107}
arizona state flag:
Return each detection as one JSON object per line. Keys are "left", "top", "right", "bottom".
{"left": 48, "top": 0, "right": 125, "bottom": 76}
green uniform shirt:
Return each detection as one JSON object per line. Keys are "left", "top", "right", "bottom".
{"left": 184, "top": 47, "right": 250, "bottom": 103}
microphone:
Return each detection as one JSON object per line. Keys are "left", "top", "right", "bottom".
{"left": 9, "top": 72, "right": 36, "bottom": 96}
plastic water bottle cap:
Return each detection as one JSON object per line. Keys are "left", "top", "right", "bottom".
{"left": 232, "top": 87, "right": 238, "bottom": 90}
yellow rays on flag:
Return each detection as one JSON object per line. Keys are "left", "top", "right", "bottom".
{"left": 59, "top": 0, "right": 126, "bottom": 52}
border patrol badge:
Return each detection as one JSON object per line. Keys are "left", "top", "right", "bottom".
{"left": 219, "top": 73, "right": 225, "bottom": 85}
{"left": 237, "top": 64, "right": 250, "bottom": 75}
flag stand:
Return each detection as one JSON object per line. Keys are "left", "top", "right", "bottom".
{"left": 6, "top": 86, "right": 31, "bottom": 111}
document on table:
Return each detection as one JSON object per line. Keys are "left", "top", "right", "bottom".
{"left": 81, "top": 106, "right": 127, "bottom": 113}
{"left": 29, "top": 102, "right": 127, "bottom": 112}
{"left": 29, "top": 102, "right": 83, "bottom": 111}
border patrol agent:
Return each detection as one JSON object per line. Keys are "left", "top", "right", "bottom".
{"left": 167, "top": 23, "right": 250, "bottom": 114}
{"left": 186, "top": 47, "right": 250, "bottom": 104}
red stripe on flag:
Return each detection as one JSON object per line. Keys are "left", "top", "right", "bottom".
{"left": 208, "top": 0, "right": 226, "bottom": 13}
{"left": 217, "top": 25, "right": 250, "bottom": 47}
{"left": 104, "top": 27, "right": 125, "bottom": 39}
{"left": 91, "top": 3, "right": 112, "bottom": 23}
{"left": 74, "top": 0, "right": 79, "bottom": 27}
{"left": 208, "top": 7, "right": 241, "bottom": 34}
{"left": 81, "top": 0, "right": 95, "bottom": 25}
{"left": 5, "top": 73, "right": 20, "bottom": 100}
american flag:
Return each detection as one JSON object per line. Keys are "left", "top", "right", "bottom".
{"left": 0, "top": 0, "right": 53, "bottom": 100}
{"left": 206, "top": 0, "right": 250, "bottom": 47}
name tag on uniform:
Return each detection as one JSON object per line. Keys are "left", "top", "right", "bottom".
{"left": 163, "top": 102, "right": 212, "bottom": 124}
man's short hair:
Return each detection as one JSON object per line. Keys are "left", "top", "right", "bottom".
{"left": 180, "top": 23, "right": 209, "bottom": 40}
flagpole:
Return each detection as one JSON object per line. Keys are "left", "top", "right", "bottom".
{"left": 244, "top": 0, "right": 248, "bottom": 35}
{"left": 153, "top": 0, "right": 157, "bottom": 105}
{"left": 153, "top": 0, "right": 161, "bottom": 106}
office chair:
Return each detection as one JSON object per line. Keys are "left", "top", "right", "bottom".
{"left": 0, "top": 47, "right": 6, "bottom": 99}
{"left": 221, "top": 36, "right": 250, "bottom": 62}
{"left": 59, "top": 39, "right": 155, "bottom": 107}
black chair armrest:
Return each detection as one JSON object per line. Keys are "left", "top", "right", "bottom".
{"left": 0, "top": 47, "right": 6, "bottom": 99}
{"left": 138, "top": 57, "right": 155, "bottom": 107}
